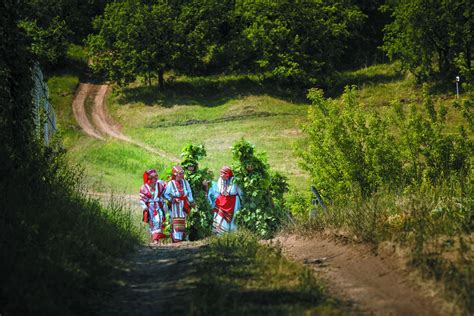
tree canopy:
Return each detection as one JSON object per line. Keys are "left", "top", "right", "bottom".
{"left": 86, "top": 0, "right": 366, "bottom": 88}
{"left": 383, "top": 0, "right": 473, "bottom": 83}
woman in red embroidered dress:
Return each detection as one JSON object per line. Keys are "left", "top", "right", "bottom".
{"left": 208, "top": 166, "right": 242, "bottom": 235}
{"left": 139, "top": 169, "right": 167, "bottom": 245}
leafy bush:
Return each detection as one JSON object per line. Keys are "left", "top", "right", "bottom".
{"left": 391, "top": 84, "right": 472, "bottom": 187}
{"left": 299, "top": 85, "right": 472, "bottom": 201}
{"left": 179, "top": 144, "right": 213, "bottom": 240}
{"left": 296, "top": 83, "right": 473, "bottom": 313}
{"left": 231, "top": 139, "right": 289, "bottom": 238}
{"left": 299, "top": 86, "right": 402, "bottom": 199}
{"left": 284, "top": 190, "right": 313, "bottom": 223}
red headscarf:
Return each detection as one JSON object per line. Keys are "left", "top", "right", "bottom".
{"left": 171, "top": 165, "right": 184, "bottom": 180}
{"left": 143, "top": 169, "right": 158, "bottom": 184}
{"left": 220, "top": 166, "right": 233, "bottom": 178}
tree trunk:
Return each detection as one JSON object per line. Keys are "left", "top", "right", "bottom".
{"left": 158, "top": 69, "right": 164, "bottom": 90}
{"left": 466, "top": 46, "right": 471, "bottom": 74}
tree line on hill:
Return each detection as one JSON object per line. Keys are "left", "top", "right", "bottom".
{"left": 18, "top": 0, "right": 472, "bottom": 88}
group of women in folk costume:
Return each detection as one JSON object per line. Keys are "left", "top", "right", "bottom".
{"left": 139, "top": 165, "right": 242, "bottom": 244}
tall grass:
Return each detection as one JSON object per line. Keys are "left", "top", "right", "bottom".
{"left": 0, "top": 138, "right": 144, "bottom": 314}
{"left": 188, "top": 231, "right": 347, "bottom": 315}
{"left": 1, "top": 44, "right": 147, "bottom": 313}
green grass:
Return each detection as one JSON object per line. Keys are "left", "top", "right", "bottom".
{"left": 52, "top": 60, "right": 471, "bottom": 194}
{"left": 108, "top": 75, "right": 312, "bottom": 190}
{"left": 67, "top": 137, "right": 168, "bottom": 193}
{"left": 111, "top": 94, "right": 309, "bottom": 190}
{"left": 189, "top": 231, "right": 348, "bottom": 315}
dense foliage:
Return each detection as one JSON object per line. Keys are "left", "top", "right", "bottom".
{"left": 19, "top": 0, "right": 107, "bottom": 67}
{"left": 87, "top": 0, "right": 175, "bottom": 87}
{"left": 298, "top": 85, "right": 473, "bottom": 313}
{"left": 383, "top": 0, "right": 473, "bottom": 83}
{"left": 231, "top": 139, "right": 289, "bottom": 238}
{"left": 299, "top": 85, "right": 472, "bottom": 200}
{"left": 179, "top": 144, "right": 213, "bottom": 240}
{"left": 87, "top": 0, "right": 367, "bottom": 87}
{"left": 234, "top": 0, "right": 364, "bottom": 85}
{"left": 1, "top": 2, "right": 141, "bottom": 314}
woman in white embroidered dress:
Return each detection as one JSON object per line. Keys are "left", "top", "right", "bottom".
{"left": 139, "top": 169, "right": 167, "bottom": 245}
{"left": 164, "top": 165, "right": 195, "bottom": 242}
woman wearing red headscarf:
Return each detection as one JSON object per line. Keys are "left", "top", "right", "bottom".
{"left": 208, "top": 166, "right": 242, "bottom": 235}
{"left": 164, "top": 165, "right": 195, "bottom": 242}
{"left": 139, "top": 169, "right": 167, "bottom": 244}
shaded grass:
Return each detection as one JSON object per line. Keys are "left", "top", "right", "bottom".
{"left": 117, "top": 74, "right": 308, "bottom": 108}
{"left": 0, "top": 140, "right": 144, "bottom": 314}
{"left": 188, "top": 231, "right": 349, "bottom": 315}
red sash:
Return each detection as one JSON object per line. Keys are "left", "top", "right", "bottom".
{"left": 213, "top": 195, "right": 236, "bottom": 222}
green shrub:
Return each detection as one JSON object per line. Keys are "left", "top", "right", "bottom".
{"left": 231, "top": 139, "right": 289, "bottom": 238}
{"left": 299, "top": 86, "right": 402, "bottom": 199}
{"left": 299, "top": 85, "right": 472, "bottom": 202}
{"left": 180, "top": 144, "right": 213, "bottom": 240}
{"left": 296, "top": 83, "right": 473, "bottom": 313}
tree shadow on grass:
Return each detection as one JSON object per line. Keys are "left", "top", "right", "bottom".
{"left": 326, "top": 70, "right": 405, "bottom": 98}
{"left": 115, "top": 76, "right": 310, "bottom": 108}
{"left": 117, "top": 67, "right": 407, "bottom": 108}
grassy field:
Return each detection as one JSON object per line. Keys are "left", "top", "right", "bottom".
{"left": 49, "top": 58, "right": 469, "bottom": 193}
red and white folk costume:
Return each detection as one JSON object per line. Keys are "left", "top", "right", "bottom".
{"left": 139, "top": 169, "right": 167, "bottom": 242}
{"left": 163, "top": 165, "right": 194, "bottom": 242}
{"left": 208, "top": 166, "right": 242, "bottom": 235}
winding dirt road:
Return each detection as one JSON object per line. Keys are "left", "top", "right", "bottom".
{"left": 72, "top": 82, "right": 179, "bottom": 162}
{"left": 72, "top": 82, "right": 458, "bottom": 315}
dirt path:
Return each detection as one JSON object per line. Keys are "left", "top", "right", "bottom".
{"left": 99, "top": 242, "right": 203, "bottom": 315}
{"left": 72, "top": 83, "right": 104, "bottom": 140}
{"left": 276, "top": 233, "right": 457, "bottom": 316}
{"left": 72, "top": 82, "right": 179, "bottom": 162}
{"left": 94, "top": 232, "right": 457, "bottom": 315}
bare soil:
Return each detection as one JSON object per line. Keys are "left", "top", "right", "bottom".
{"left": 275, "top": 233, "right": 460, "bottom": 316}
{"left": 72, "top": 82, "right": 179, "bottom": 162}
{"left": 98, "top": 242, "right": 203, "bottom": 315}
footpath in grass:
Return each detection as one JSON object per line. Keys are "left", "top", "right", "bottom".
{"left": 99, "top": 232, "right": 348, "bottom": 315}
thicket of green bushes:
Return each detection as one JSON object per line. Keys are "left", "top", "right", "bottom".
{"left": 1, "top": 3, "right": 143, "bottom": 314}
{"left": 295, "top": 84, "right": 473, "bottom": 312}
